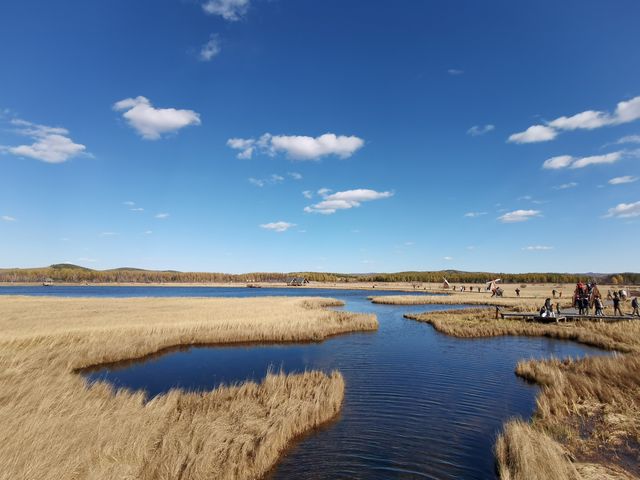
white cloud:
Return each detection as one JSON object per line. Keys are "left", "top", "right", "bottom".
{"left": 100, "top": 232, "right": 118, "bottom": 237}
{"left": 498, "top": 209, "right": 541, "bottom": 223}
{"left": 304, "top": 188, "right": 393, "bottom": 215}
{"left": 130, "top": 207, "right": 144, "bottom": 212}
{"left": 248, "top": 174, "right": 284, "bottom": 187}
{"left": 467, "top": 124, "right": 495, "bottom": 136}
{"left": 155, "top": 213, "right": 170, "bottom": 219}
{"left": 549, "top": 96, "right": 640, "bottom": 130}
{"left": 123, "top": 201, "right": 136, "bottom": 206}
{"left": 288, "top": 172, "right": 303, "bottom": 180}
{"left": 571, "top": 152, "right": 622, "bottom": 169}
{"left": 202, "top": 0, "right": 249, "bottom": 21}
{"left": 1, "top": 215, "right": 16, "bottom": 222}
{"left": 616, "top": 134, "right": 640, "bottom": 144}
{"left": 443, "top": 256, "right": 453, "bottom": 261}
{"left": 604, "top": 201, "right": 640, "bottom": 219}
{"left": 542, "top": 155, "right": 574, "bottom": 170}
{"left": 317, "top": 188, "right": 331, "bottom": 196}
{"left": 199, "top": 34, "right": 221, "bottom": 61}
{"left": 510, "top": 96, "right": 640, "bottom": 143}
{"left": 227, "top": 133, "right": 364, "bottom": 160}
{"left": 447, "top": 69, "right": 464, "bottom": 75}
{"left": 1, "top": 118, "right": 87, "bottom": 163}
{"left": 508, "top": 125, "right": 557, "bottom": 144}
{"left": 113, "top": 96, "right": 201, "bottom": 140}
{"left": 464, "top": 211, "right": 487, "bottom": 218}
{"left": 302, "top": 190, "right": 313, "bottom": 199}
{"left": 553, "top": 182, "right": 578, "bottom": 190}
{"left": 542, "top": 152, "right": 622, "bottom": 170}
{"left": 609, "top": 175, "right": 638, "bottom": 185}
{"left": 522, "top": 245, "right": 553, "bottom": 251}
{"left": 548, "top": 110, "right": 610, "bottom": 130}
{"left": 227, "top": 137, "right": 256, "bottom": 159}
{"left": 144, "top": 230, "right": 153, "bottom": 235}
{"left": 260, "top": 221, "right": 296, "bottom": 232}
{"left": 271, "top": 134, "right": 364, "bottom": 160}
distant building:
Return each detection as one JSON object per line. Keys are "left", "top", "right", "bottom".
{"left": 287, "top": 277, "right": 309, "bottom": 286}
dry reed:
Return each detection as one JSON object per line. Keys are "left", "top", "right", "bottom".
{"left": 0, "top": 296, "right": 377, "bottom": 480}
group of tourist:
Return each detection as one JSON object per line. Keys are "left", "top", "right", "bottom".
{"left": 571, "top": 282, "right": 639, "bottom": 317}
{"left": 537, "top": 282, "right": 639, "bottom": 318}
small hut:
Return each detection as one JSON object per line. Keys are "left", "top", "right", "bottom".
{"left": 287, "top": 277, "right": 309, "bottom": 286}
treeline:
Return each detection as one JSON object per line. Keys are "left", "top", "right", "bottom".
{"left": 358, "top": 271, "right": 605, "bottom": 284}
{"left": 0, "top": 265, "right": 346, "bottom": 284}
{"left": 0, "top": 265, "right": 638, "bottom": 285}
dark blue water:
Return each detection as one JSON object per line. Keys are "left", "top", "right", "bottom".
{"left": 0, "top": 284, "right": 427, "bottom": 299}
{"left": 4, "top": 286, "right": 603, "bottom": 479}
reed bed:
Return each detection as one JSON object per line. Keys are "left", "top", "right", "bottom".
{"left": 404, "top": 308, "right": 638, "bottom": 353}
{"left": 0, "top": 296, "right": 377, "bottom": 480}
{"left": 406, "top": 304, "right": 640, "bottom": 479}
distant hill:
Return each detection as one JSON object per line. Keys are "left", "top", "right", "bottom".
{"left": 49, "top": 263, "right": 92, "bottom": 270}
{"left": 0, "top": 265, "right": 637, "bottom": 285}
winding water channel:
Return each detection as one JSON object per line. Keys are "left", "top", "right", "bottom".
{"left": 2, "top": 286, "right": 604, "bottom": 479}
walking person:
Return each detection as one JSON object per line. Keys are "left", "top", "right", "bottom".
{"left": 613, "top": 293, "right": 623, "bottom": 316}
{"left": 515, "top": 288, "right": 520, "bottom": 297}
{"left": 632, "top": 297, "right": 639, "bottom": 317}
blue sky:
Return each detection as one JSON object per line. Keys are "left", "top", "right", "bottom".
{"left": 1, "top": 0, "right": 639, "bottom": 273}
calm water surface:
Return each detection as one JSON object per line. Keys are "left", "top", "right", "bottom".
{"left": 3, "top": 286, "right": 604, "bottom": 479}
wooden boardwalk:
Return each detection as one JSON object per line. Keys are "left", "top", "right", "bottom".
{"left": 500, "top": 311, "right": 637, "bottom": 323}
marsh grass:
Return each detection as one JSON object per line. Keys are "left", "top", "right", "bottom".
{"left": 0, "top": 296, "right": 377, "bottom": 480}
{"left": 405, "top": 305, "right": 640, "bottom": 479}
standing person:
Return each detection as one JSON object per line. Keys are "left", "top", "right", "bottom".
{"left": 552, "top": 289, "right": 557, "bottom": 298}
{"left": 577, "top": 296, "right": 584, "bottom": 315}
{"left": 515, "top": 288, "right": 520, "bottom": 297}
{"left": 613, "top": 292, "right": 623, "bottom": 316}
{"left": 595, "top": 297, "right": 604, "bottom": 316}
{"left": 632, "top": 297, "right": 639, "bottom": 317}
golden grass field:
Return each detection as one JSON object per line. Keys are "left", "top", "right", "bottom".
{"left": 383, "top": 287, "right": 640, "bottom": 480}
{"left": 0, "top": 296, "right": 377, "bottom": 480}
